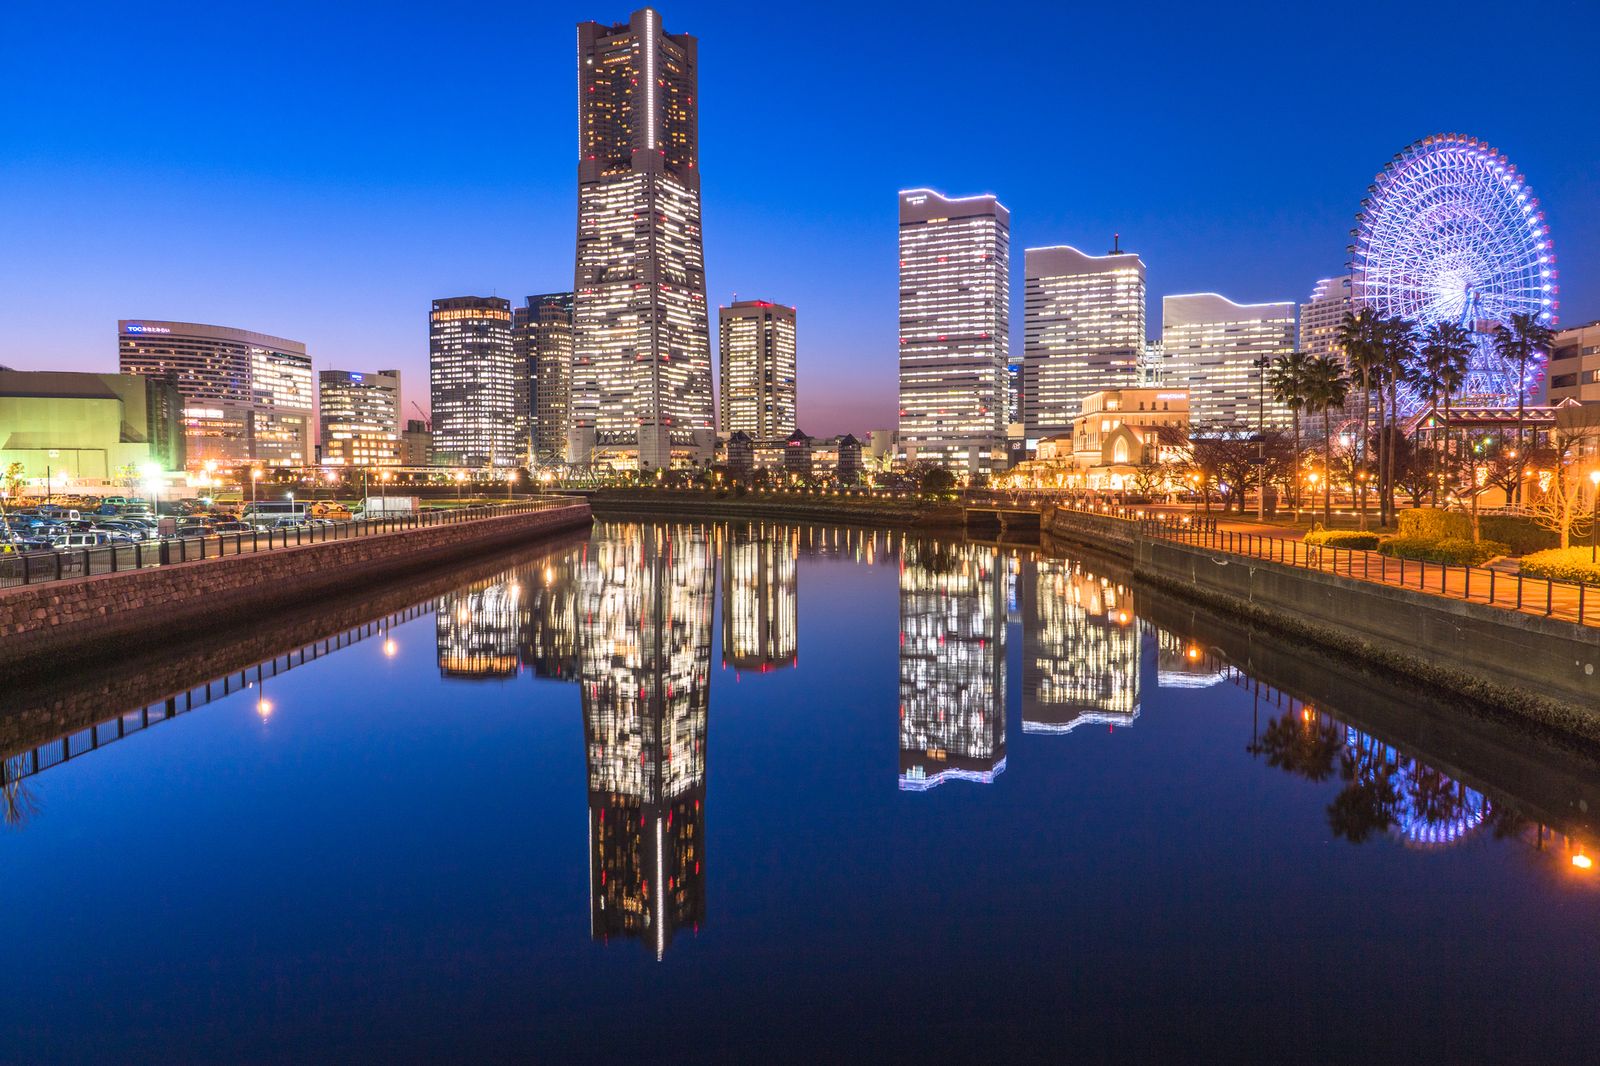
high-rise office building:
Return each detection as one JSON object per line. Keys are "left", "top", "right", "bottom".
{"left": 718, "top": 300, "right": 797, "bottom": 439}
{"left": 897, "top": 189, "right": 1010, "bottom": 474}
{"left": 318, "top": 369, "right": 401, "bottom": 467}
{"left": 571, "top": 8, "right": 715, "bottom": 471}
{"left": 119, "top": 320, "right": 313, "bottom": 467}
{"left": 514, "top": 292, "right": 576, "bottom": 464}
{"left": 1022, "top": 244, "right": 1147, "bottom": 441}
{"left": 1162, "top": 294, "right": 1295, "bottom": 430}
{"left": 1299, "top": 276, "right": 1352, "bottom": 364}
{"left": 429, "top": 296, "right": 519, "bottom": 468}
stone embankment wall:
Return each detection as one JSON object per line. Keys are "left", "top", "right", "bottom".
{"left": 0, "top": 502, "right": 592, "bottom": 677}
{"left": 584, "top": 490, "right": 966, "bottom": 529}
{"left": 1045, "top": 507, "right": 1600, "bottom": 735}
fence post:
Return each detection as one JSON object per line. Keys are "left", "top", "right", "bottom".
{"left": 1489, "top": 567, "right": 1496, "bottom": 605}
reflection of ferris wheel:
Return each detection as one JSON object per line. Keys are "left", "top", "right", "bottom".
{"left": 1351, "top": 133, "right": 1557, "bottom": 411}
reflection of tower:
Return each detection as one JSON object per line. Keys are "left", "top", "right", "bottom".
{"left": 721, "top": 522, "right": 798, "bottom": 672}
{"left": 435, "top": 579, "right": 523, "bottom": 679}
{"left": 579, "top": 523, "right": 713, "bottom": 958}
{"left": 898, "top": 542, "right": 1007, "bottom": 790}
{"left": 1020, "top": 559, "right": 1140, "bottom": 733}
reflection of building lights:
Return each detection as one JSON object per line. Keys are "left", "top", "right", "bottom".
{"left": 1573, "top": 854, "right": 1593, "bottom": 870}
{"left": 1185, "top": 645, "right": 1201, "bottom": 661}
{"left": 383, "top": 638, "right": 398, "bottom": 658}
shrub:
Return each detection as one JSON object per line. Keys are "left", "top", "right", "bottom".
{"left": 1395, "top": 507, "right": 1471, "bottom": 542}
{"left": 1304, "top": 529, "right": 1381, "bottom": 550}
{"left": 1378, "top": 535, "right": 1509, "bottom": 566}
{"left": 1519, "top": 547, "right": 1600, "bottom": 585}
{"left": 1477, "top": 514, "right": 1560, "bottom": 555}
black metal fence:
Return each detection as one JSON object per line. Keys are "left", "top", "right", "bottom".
{"left": 0, "top": 499, "right": 574, "bottom": 590}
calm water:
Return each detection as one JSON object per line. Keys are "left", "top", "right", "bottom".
{"left": 2, "top": 519, "right": 1598, "bottom": 1063}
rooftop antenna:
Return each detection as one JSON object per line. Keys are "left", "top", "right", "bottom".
{"left": 1110, "top": 233, "right": 1122, "bottom": 255}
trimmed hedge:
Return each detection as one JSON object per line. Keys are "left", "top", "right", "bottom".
{"left": 1396, "top": 508, "right": 1471, "bottom": 541}
{"left": 1520, "top": 547, "right": 1600, "bottom": 585}
{"left": 1478, "top": 514, "right": 1560, "bottom": 555}
{"left": 1304, "top": 529, "right": 1382, "bottom": 550}
{"left": 1378, "top": 535, "right": 1509, "bottom": 566}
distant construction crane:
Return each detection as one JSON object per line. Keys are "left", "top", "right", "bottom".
{"left": 410, "top": 401, "right": 431, "bottom": 431}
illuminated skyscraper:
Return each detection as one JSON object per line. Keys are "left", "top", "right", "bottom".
{"left": 119, "top": 319, "right": 312, "bottom": 467}
{"left": 1162, "top": 293, "right": 1295, "bottom": 430}
{"left": 429, "top": 296, "right": 519, "bottom": 468}
{"left": 514, "top": 292, "right": 575, "bottom": 464}
{"left": 897, "top": 189, "right": 1010, "bottom": 473}
{"left": 1022, "top": 245, "right": 1147, "bottom": 439}
{"left": 1020, "top": 559, "right": 1140, "bottom": 734}
{"left": 578, "top": 522, "right": 712, "bottom": 956}
{"left": 718, "top": 301, "right": 797, "bottom": 439}
{"left": 898, "top": 542, "right": 1007, "bottom": 790}
{"left": 571, "top": 8, "right": 715, "bottom": 471}
{"left": 721, "top": 522, "right": 798, "bottom": 672}
{"left": 1299, "top": 276, "right": 1352, "bottom": 364}
{"left": 318, "top": 369, "right": 401, "bottom": 467}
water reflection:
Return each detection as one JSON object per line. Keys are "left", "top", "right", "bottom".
{"left": 3, "top": 521, "right": 1597, "bottom": 924}
{"left": 897, "top": 541, "right": 1007, "bottom": 790}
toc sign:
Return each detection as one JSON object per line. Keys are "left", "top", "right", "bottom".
{"left": 124, "top": 324, "right": 172, "bottom": 335}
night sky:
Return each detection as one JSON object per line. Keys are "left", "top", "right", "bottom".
{"left": 3, "top": 0, "right": 1596, "bottom": 435}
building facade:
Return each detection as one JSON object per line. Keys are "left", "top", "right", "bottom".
{"left": 897, "top": 189, "right": 1010, "bottom": 474}
{"left": 118, "top": 319, "right": 312, "bottom": 467}
{"left": 718, "top": 300, "right": 797, "bottom": 440}
{"left": 318, "top": 369, "right": 401, "bottom": 467}
{"left": 1161, "top": 294, "right": 1295, "bottom": 430}
{"left": 0, "top": 370, "right": 185, "bottom": 482}
{"left": 1549, "top": 321, "right": 1600, "bottom": 404}
{"left": 1299, "top": 276, "right": 1352, "bottom": 364}
{"left": 1022, "top": 244, "right": 1146, "bottom": 442}
{"left": 429, "top": 296, "right": 519, "bottom": 468}
{"left": 571, "top": 8, "right": 715, "bottom": 471}
{"left": 401, "top": 418, "right": 433, "bottom": 467}
{"left": 514, "top": 292, "right": 575, "bottom": 465}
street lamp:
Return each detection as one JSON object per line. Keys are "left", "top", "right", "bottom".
{"left": 1590, "top": 468, "right": 1600, "bottom": 564}
{"left": 140, "top": 462, "right": 163, "bottom": 515}
{"left": 250, "top": 467, "right": 262, "bottom": 507}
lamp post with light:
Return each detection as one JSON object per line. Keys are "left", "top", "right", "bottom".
{"left": 1590, "top": 468, "right": 1600, "bottom": 564}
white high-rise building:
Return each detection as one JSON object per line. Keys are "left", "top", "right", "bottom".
{"left": 897, "top": 189, "right": 1010, "bottom": 474}
{"left": 570, "top": 8, "right": 715, "bottom": 471}
{"left": 1162, "top": 293, "right": 1295, "bottom": 430}
{"left": 1022, "top": 244, "right": 1146, "bottom": 440}
{"left": 718, "top": 300, "right": 797, "bottom": 439}
{"left": 429, "top": 296, "right": 519, "bottom": 468}
{"left": 1300, "top": 276, "right": 1352, "bottom": 364}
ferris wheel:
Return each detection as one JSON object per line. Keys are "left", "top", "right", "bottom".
{"left": 1350, "top": 133, "right": 1557, "bottom": 411}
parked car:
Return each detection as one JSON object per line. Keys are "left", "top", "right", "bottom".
{"left": 212, "top": 521, "right": 253, "bottom": 535}
{"left": 176, "top": 519, "right": 217, "bottom": 537}
{"left": 52, "top": 531, "right": 116, "bottom": 549}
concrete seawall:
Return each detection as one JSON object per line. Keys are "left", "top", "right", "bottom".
{"left": 584, "top": 490, "right": 966, "bottom": 529}
{"left": 1045, "top": 507, "right": 1600, "bottom": 736}
{"left": 0, "top": 501, "right": 592, "bottom": 678}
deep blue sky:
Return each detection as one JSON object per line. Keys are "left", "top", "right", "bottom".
{"left": 2, "top": 1, "right": 1597, "bottom": 435}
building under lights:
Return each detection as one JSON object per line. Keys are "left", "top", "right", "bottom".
{"left": 118, "top": 319, "right": 313, "bottom": 467}
{"left": 429, "top": 296, "right": 519, "bottom": 468}
{"left": 577, "top": 523, "right": 712, "bottom": 956}
{"left": 1022, "top": 244, "right": 1147, "bottom": 442}
{"left": 570, "top": 8, "right": 715, "bottom": 471}
{"left": 721, "top": 523, "right": 798, "bottom": 671}
{"left": 1299, "top": 277, "right": 1352, "bottom": 366}
{"left": 514, "top": 292, "right": 575, "bottom": 465}
{"left": 1020, "top": 559, "right": 1139, "bottom": 733}
{"left": 898, "top": 541, "right": 1007, "bottom": 790}
{"left": 1161, "top": 294, "right": 1295, "bottom": 430}
{"left": 897, "top": 189, "right": 1010, "bottom": 474}
{"left": 719, "top": 300, "right": 797, "bottom": 440}
{"left": 318, "top": 369, "right": 401, "bottom": 467}
{"left": 434, "top": 578, "right": 523, "bottom": 679}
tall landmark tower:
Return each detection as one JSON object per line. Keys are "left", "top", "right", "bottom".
{"left": 571, "top": 7, "right": 715, "bottom": 471}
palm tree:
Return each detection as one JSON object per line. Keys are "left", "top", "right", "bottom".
{"left": 1300, "top": 353, "right": 1350, "bottom": 526}
{"left": 1416, "top": 321, "right": 1472, "bottom": 497}
{"left": 1492, "top": 311, "right": 1556, "bottom": 503}
{"left": 1377, "top": 316, "right": 1417, "bottom": 525}
{"left": 1336, "top": 309, "right": 1384, "bottom": 529}
{"left": 1268, "top": 350, "right": 1312, "bottom": 507}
